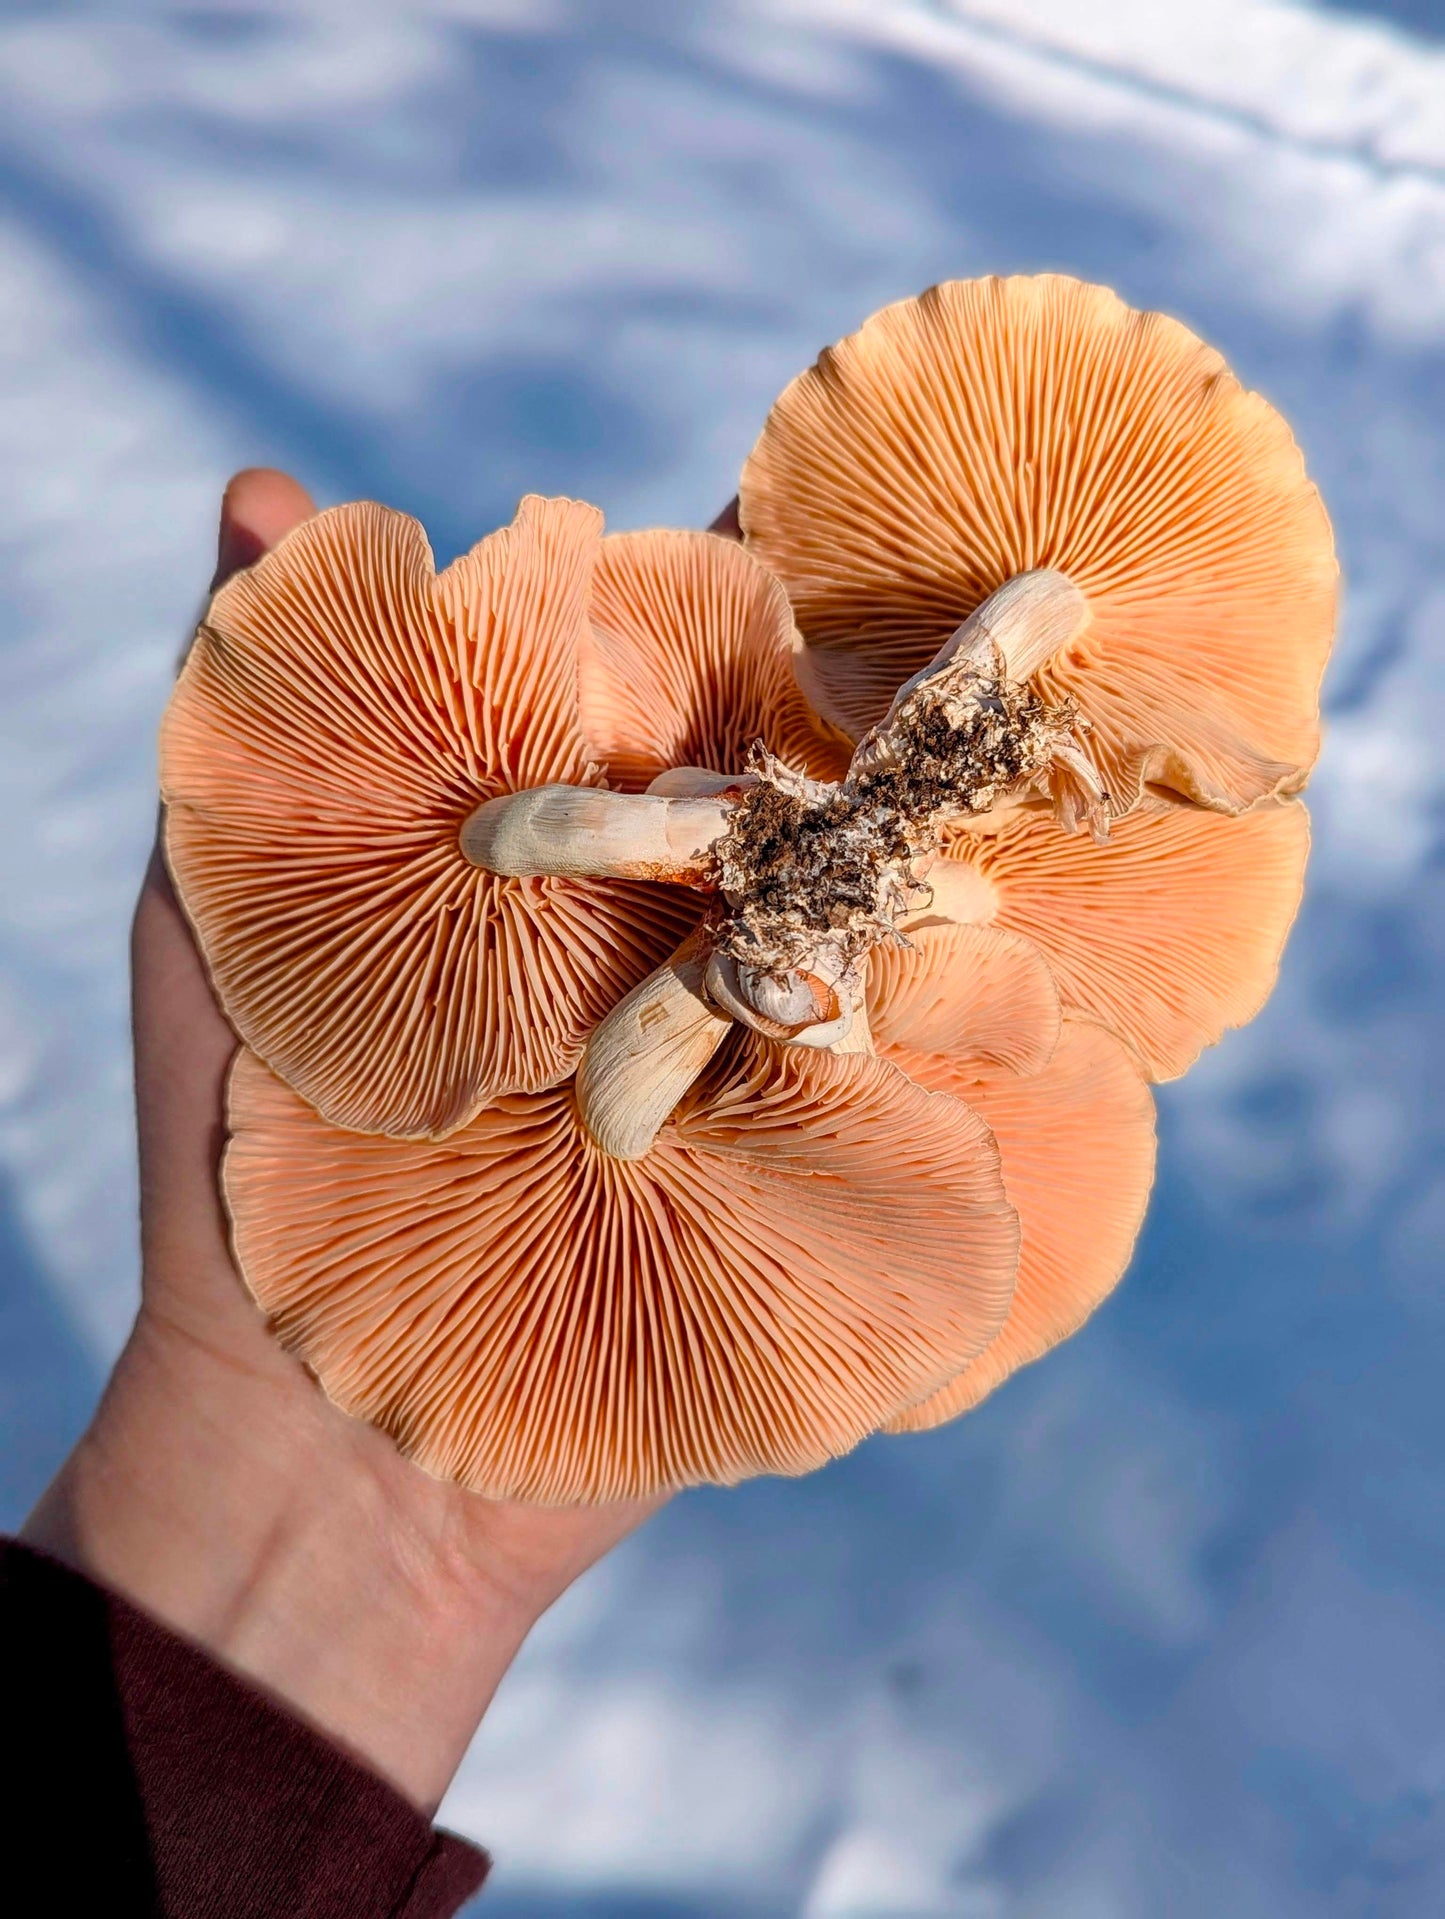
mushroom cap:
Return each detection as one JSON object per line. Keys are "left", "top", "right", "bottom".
{"left": 867, "top": 920, "right": 1061, "bottom": 1074}
{"left": 882, "top": 1020, "right": 1156, "bottom": 1429}
{"left": 740, "top": 274, "right": 1336, "bottom": 813}
{"left": 939, "top": 795, "right": 1310, "bottom": 1081}
{"left": 162, "top": 494, "right": 700, "bottom": 1140}
{"left": 580, "top": 527, "right": 850, "bottom": 788}
{"left": 224, "top": 1034, "right": 1020, "bottom": 1504}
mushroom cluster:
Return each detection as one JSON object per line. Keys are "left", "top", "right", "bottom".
{"left": 162, "top": 274, "right": 1335, "bottom": 1504}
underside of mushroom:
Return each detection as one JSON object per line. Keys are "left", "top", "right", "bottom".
{"left": 463, "top": 568, "right": 1105, "bottom": 1156}
{"left": 162, "top": 279, "right": 1335, "bottom": 1502}
{"left": 739, "top": 273, "right": 1337, "bottom": 813}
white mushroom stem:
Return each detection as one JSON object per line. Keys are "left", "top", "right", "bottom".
{"left": 579, "top": 943, "right": 873, "bottom": 1160}
{"left": 460, "top": 785, "right": 733, "bottom": 883}
{"left": 646, "top": 766, "right": 759, "bottom": 800}
{"left": 701, "top": 951, "right": 794, "bottom": 1037}
{"left": 576, "top": 937, "right": 732, "bottom": 1159}
{"left": 743, "top": 968, "right": 834, "bottom": 1029}
{"left": 876, "top": 568, "right": 1091, "bottom": 729}
{"left": 783, "top": 999, "right": 859, "bottom": 1050}
{"left": 703, "top": 949, "right": 853, "bottom": 1045}
{"left": 1045, "top": 736, "right": 1111, "bottom": 841}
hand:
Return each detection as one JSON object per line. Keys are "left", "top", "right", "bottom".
{"left": 23, "top": 469, "right": 662, "bottom": 1815}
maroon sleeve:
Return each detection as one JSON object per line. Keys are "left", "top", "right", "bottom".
{"left": 0, "top": 1537, "right": 488, "bottom": 1917}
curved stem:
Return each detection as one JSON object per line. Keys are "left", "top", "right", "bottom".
{"left": 870, "top": 569, "right": 1091, "bottom": 733}
{"left": 576, "top": 935, "right": 731, "bottom": 1159}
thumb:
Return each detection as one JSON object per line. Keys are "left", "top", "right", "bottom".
{"left": 211, "top": 467, "right": 318, "bottom": 589}
{"left": 135, "top": 467, "right": 317, "bottom": 1289}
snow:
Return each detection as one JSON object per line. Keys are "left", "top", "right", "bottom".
{"left": 2, "top": 2, "right": 1443, "bottom": 1911}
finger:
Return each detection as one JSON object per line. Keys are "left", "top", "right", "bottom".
{"left": 136, "top": 469, "right": 317, "bottom": 1289}
{"left": 708, "top": 496, "right": 741, "bottom": 541}
{"left": 212, "top": 466, "right": 317, "bottom": 588}
{"left": 133, "top": 851, "right": 241, "bottom": 1283}
{"left": 146, "top": 463, "right": 318, "bottom": 1031}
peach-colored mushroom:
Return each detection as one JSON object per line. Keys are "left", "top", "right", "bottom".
{"left": 579, "top": 526, "right": 850, "bottom": 789}
{"left": 162, "top": 494, "right": 701, "bottom": 1139}
{"left": 863, "top": 920, "right": 1155, "bottom": 1419}
{"left": 882, "top": 1020, "right": 1156, "bottom": 1427}
{"left": 930, "top": 796, "right": 1310, "bottom": 1080}
{"left": 740, "top": 273, "right": 1337, "bottom": 817}
{"left": 472, "top": 565, "right": 1121, "bottom": 1153}
{"left": 157, "top": 337, "right": 1328, "bottom": 1502}
{"left": 867, "top": 921, "right": 1061, "bottom": 1075}
{"left": 223, "top": 1034, "right": 1020, "bottom": 1504}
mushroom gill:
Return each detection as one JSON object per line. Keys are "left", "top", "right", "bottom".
{"left": 936, "top": 795, "right": 1311, "bottom": 1081}
{"left": 740, "top": 273, "right": 1336, "bottom": 817}
{"left": 867, "top": 921, "right": 1061, "bottom": 1075}
{"left": 162, "top": 494, "right": 700, "bottom": 1140}
{"left": 881, "top": 1019, "right": 1157, "bottom": 1428}
{"left": 579, "top": 525, "right": 850, "bottom": 788}
{"left": 224, "top": 1034, "right": 1020, "bottom": 1504}
{"left": 158, "top": 287, "right": 1337, "bottom": 1503}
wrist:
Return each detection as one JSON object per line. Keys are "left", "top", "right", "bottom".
{"left": 24, "top": 1295, "right": 542, "bottom": 1813}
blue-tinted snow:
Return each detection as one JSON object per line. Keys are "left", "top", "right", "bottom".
{"left": 1, "top": 3, "right": 1442, "bottom": 1912}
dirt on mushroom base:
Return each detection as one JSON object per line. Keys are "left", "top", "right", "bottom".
{"left": 711, "top": 670, "right": 1090, "bottom": 983}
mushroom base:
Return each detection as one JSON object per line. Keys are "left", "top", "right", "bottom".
{"left": 711, "top": 667, "right": 1086, "bottom": 985}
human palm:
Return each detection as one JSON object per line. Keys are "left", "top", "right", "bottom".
{"left": 27, "top": 468, "right": 660, "bottom": 1812}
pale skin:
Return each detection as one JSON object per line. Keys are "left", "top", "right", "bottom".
{"left": 21, "top": 468, "right": 664, "bottom": 1817}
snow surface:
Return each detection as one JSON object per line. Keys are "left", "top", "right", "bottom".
{"left": 2, "top": 2, "right": 1444, "bottom": 1911}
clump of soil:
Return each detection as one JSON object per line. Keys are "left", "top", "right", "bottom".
{"left": 711, "top": 667, "right": 1084, "bottom": 979}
